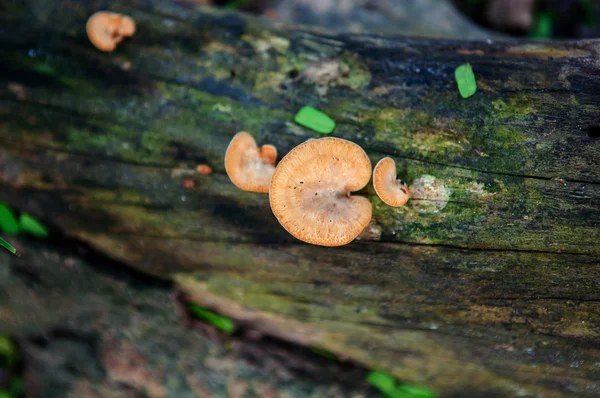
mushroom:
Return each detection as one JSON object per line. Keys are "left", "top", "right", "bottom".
{"left": 225, "top": 132, "right": 277, "bottom": 193}
{"left": 373, "top": 157, "right": 410, "bottom": 207}
{"left": 86, "top": 11, "right": 136, "bottom": 52}
{"left": 269, "top": 137, "right": 372, "bottom": 246}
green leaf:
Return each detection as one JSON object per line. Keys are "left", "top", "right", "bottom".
{"left": 0, "top": 203, "right": 20, "bottom": 235}
{"left": 367, "top": 370, "right": 396, "bottom": 397}
{"left": 454, "top": 63, "right": 477, "bottom": 99}
{"left": 393, "top": 384, "right": 438, "bottom": 398}
{"left": 0, "top": 237, "right": 17, "bottom": 255}
{"left": 188, "top": 304, "right": 235, "bottom": 334}
{"left": 530, "top": 12, "right": 553, "bottom": 39}
{"left": 294, "top": 106, "right": 336, "bottom": 134}
{"left": 19, "top": 214, "right": 48, "bottom": 239}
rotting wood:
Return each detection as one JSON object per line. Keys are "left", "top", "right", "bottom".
{"left": 0, "top": 0, "right": 599, "bottom": 397}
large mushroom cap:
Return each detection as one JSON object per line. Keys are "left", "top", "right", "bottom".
{"left": 86, "top": 11, "right": 136, "bottom": 52}
{"left": 269, "top": 137, "right": 372, "bottom": 246}
{"left": 225, "top": 132, "right": 277, "bottom": 193}
{"left": 373, "top": 157, "right": 410, "bottom": 207}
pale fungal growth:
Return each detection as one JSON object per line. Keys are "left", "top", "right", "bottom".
{"left": 86, "top": 11, "right": 136, "bottom": 52}
{"left": 225, "top": 132, "right": 277, "bottom": 193}
{"left": 269, "top": 137, "right": 372, "bottom": 246}
{"left": 373, "top": 157, "right": 410, "bottom": 207}
{"left": 410, "top": 175, "right": 451, "bottom": 213}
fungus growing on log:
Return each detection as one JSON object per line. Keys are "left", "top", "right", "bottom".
{"left": 373, "top": 157, "right": 410, "bottom": 207}
{"left": 86, "top": 11, "right": 136, "bottom": 52}
{"left": 269, "top": 137, "right": 372, "bottom": 246}
{"left": 225, "top": 132, "right": 277, "bottom": 193}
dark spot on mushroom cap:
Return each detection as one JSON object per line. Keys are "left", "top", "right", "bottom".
{"left": 400, "top": 180, "right": 406, "bottom": 185}
{"left": 401, "top": 188, "right": 407, "bottom": 194}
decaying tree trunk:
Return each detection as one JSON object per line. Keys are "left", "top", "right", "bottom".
{"left": 1, "top": 0, "right": 599, "bottom": 397}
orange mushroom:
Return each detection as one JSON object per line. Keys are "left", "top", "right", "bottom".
{"left": 196, "top": 164, "right": 213, "bottom": 176}
{"left": 225, "top": 132, "right": 277, "bottom": 193}
{"left": 86, "top": 11, "right": 136, "bottom": 52}
{"left": 269, "top": 137, "right": 372, "bottom": 246}
{"left": 373, "top": 157, "right": 410, "bottom": 207}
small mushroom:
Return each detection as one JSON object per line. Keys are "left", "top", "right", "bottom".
{"left": 373, "top": 157, "right": 410, "bottom": 207}
{"left": 86, "top": 11, "right": 136, "bottom": 52}
{"left": 269, "top": 137, "right": 372, "bottom": 246}
{"left": 196, "top": 164, "right": 213, "bottom": 176}
{"left": 225, "top": 132, "right": 277, "bottom": 193}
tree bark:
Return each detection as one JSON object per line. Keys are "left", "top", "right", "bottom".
{"left": 1, "top": 0, "right": 599, "bottom": 397}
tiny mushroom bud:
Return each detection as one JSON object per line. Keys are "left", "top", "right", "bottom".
{"left": 269, "top": 137, "right": 372, "bottom": 246}
{"left": 86, "top": 11, "right": 136, "bottom": 52}
{"left": 225, "top": 132, "right": 277, "bottom": 193}
{"left": 373, "top": 157, "right": 410, "bottom": 207}
{"left": 196, "top": 164, "right": 213, "bottom": 176}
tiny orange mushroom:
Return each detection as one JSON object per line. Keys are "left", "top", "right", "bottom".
{"left": 196, "top": 164, "right": 213, "bottom": 176}
{"left": 225, "top": 132, "right": 277, "bottom": 193}
{"left": 269, "top": 137, "right": 372, "bottom": 247}
{"left": 86, "top": 11, "right": 136, "bottom": 52}
{"left": 373, "top": 157, "right": 410, "bottom": 207}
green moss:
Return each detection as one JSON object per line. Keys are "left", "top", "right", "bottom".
{"left": 492, "top": 95, "right": 534, "bottom": 119}
{"left": 340, "top": 53, "right": 372, "bottom": 90}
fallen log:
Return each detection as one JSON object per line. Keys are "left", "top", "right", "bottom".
{"left": 1, "top": 0, "right": 599, "bottom": 397}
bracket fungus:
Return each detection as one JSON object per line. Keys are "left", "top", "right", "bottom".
{"left": 373, "top": 157, "right": 410, "bottom": 207}
{"left": 269, "top": 137, "right": 372, "bottom": 246}
{"left": 86, "top": 11, "right": 136, "bottom": 52}
{"left": 225, "top": 132, "right": 277, "bottom": 193}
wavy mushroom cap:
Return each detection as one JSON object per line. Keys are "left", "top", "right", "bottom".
{"left": 269, "top": 137, "right": 372, "bottom": 246}
{"left": 225, "top": 132, "right": 277, "bottom": 193}
{"left": 86, "top": 11, "right": 136, "bottom": 52}
{"left": 373, "top": 157, "right": 410, "bottom": 207}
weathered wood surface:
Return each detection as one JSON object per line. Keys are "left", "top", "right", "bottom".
{"left": 0, "top": 238, "right": 373, "bottom": 397}
{"left": 1, "top": 0, "right": 600, "bottom": 397}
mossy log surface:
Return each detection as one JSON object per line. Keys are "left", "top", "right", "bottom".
{"left": 1, "top": 1, "right": 600, "bottom": 397}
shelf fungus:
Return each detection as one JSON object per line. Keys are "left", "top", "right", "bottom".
{"left": 86, "top": 11, "right": 136, "bottom": 52}
{"left": 373, "top": 157, "right": 410, "bottom": 207}
{"left": 225, "top": 132, "right": 277, "bottom": 193}
{"left": 269, "top": 137, "right": 372, "bottom": 246}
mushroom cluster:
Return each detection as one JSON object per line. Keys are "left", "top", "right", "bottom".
{"left": 225, "top": 133, "right": 410, "bottom": 246}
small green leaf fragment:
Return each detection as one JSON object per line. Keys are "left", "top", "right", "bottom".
{"left": 454, "top": 63, "right": 477, "bottom": 99}
{"left": 367, "top": 370, "right": 396, "bottom": 397}
{"left": 0, "top": 237, "right": 17, "bottom": 255}
{"left": 19, "top": 214, "right": 48, "bottom": 239}
{"left": 530, "top": 12, "right": 553, "bottom": 39}
{"left": 188, "top": 304, "right": 235, "bottom": 334}
{"left": 394, "top": 384, "right": 438, "bottom": 398}
{"left": 310, "top": 346, "right": 337, "bottom": 360}
{"left": 0, "top": 204, "right": 20, "bottom": 235}
{"left": 294, "top": 106, "right": 336, "bottom": 134}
